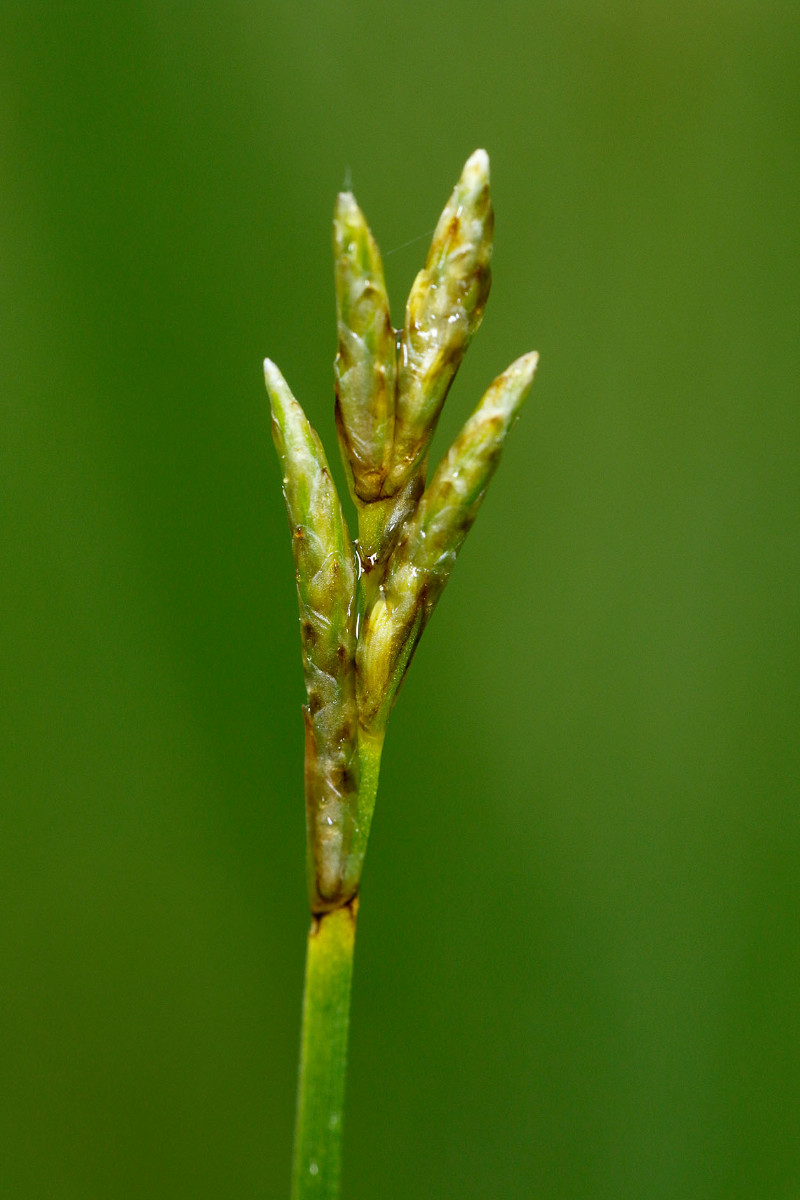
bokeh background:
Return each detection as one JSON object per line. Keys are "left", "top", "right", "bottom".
{"left": 2, "top": 3, "right": 799, "bottom": 1197}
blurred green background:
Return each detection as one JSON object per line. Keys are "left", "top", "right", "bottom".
{"left": 2, "top": 3, "right": 799, "bottom": 1197}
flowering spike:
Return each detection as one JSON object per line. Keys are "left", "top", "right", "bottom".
{"left": 357, "top": 352, "right": 538, "bottom": 731}
{"left": 264, "top": 358, "right": 360, "bottom": 910}
{"left": 390, "top": 148, "right": 494, "bottom": 492}
{"left": 267, "top": 151, "right": 537, "bottom": 910}
{"left": 333, "top": 192, "right": 396, "bottom": 504}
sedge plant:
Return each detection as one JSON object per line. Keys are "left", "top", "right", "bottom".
{"left": 265, "top": 149, "right": 537, "bottom": 1200}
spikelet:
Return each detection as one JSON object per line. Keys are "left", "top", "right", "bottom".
{"left": 333, "top": 192, "right": 396, "bottom": 505}
{"left": 264, "top": 359, "right": 359, "bottom": 910}
{"left": 357, "top": 353, "right": 538, "bottom": 731}
{"left": 389, "top": 149, "right": 493, "bottom": 493}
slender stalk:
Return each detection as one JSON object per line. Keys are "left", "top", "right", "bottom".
{"left": 291, "top": 903, "right": 358, "bottom": 1200}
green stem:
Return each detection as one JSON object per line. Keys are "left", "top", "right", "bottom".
{"left": 292, "top": 903, "right": 358, "bottom": 1200}
{"left": 292, "top": 732, "right": 384, "bottom": 1198}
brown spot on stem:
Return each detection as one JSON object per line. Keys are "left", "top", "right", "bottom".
{"left": 309, "top": 891, "right": 360, "bottom": 925}
{"left": 338, "top": 763, "right": 358, "bottom": 794}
